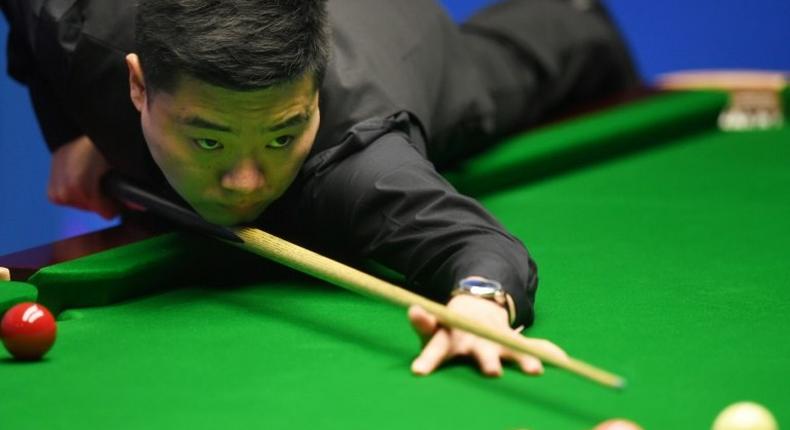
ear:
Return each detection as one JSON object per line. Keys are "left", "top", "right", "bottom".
{"left": 126, "top": 53, "right": 147, "bottom": 112}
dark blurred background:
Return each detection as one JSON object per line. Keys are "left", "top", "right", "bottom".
{"left": 2, "top": 0, "right": 789, "bottom": 255}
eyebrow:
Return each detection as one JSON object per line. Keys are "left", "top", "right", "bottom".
{"left": 179, "top": 116, "right": 233, "bottom": 133}
{"left": 178, "top": 111, "right": 311, "bottom": 134}
{"left": 267, "top": 112, "right": 311, "bottom": 132}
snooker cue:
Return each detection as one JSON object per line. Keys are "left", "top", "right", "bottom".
{"left": 101, "top": 173, "right": 242, "bottom": 243}
{"left": 231, "top": 227, "right": 626, "bottom": 389}
{"left": 103, "top": 174, "right": 625, "bottom": 389}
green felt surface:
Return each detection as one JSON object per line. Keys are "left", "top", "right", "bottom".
{"left": 27, "top": 233, "right": 199, "bottom": 313}
{"left": 28, "top": 232, "right": 290, "bottom": 313}
{"left": 488, "top": 125, "right": 790, "bottom": 429}
{"left": 2, "top": 94, "right": 789, "bottom": 429}
{"left": 446, "top": 91, "right": 728, "bottom": 196}
{"left": 0, "top": 281, "right": 38, "bottom": 313}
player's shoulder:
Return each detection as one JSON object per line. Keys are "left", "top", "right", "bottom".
{"left": 78, "top": 0, "right": 136, "bottom": 53}
{"left": 3, "top": 0, "right": 134, "bottom": 65}
{"left": 326, "top": 0, "right": 451, "bottom": 57}
{"left": 306, "top": 113, "right": 429, "bottom": 177}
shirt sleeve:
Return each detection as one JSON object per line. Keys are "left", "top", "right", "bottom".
{"left": 301, "top": 128, "right": 538, "bottom": 328}
{"left": 2, "top": 2, "right": 83, "bottom": 151}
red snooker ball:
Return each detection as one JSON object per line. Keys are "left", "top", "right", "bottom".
{"left": 0, "top": 302, "right": 57, "bottom": 360}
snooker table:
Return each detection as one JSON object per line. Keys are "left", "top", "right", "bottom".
{"left": 1, "top": 90, "right": 789, "bottom": 429}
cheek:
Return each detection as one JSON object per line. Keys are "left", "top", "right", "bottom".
{"left": 292, "top": 122, "right": 319, "bottom": 164}
{"left": 280, "top": 137, "right": 314, "bottom": 178}
{"left": 142, "top": 113, "right": 208, "bottom": 189}
{"left": 141, "top": 108, "right": 172, "bottom": 166}
{"left": 294, "top": 139, "right": 313, "bottom": 164}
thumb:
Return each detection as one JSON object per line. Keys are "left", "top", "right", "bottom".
{"left": 407, "top": 305, "right": 438, "bottom": 343}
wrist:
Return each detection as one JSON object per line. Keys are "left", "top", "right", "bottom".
{"left": 450, "top": 276, "right": 516, "bottom": 326}
{"left": 447, "top": 294, "right": 510, "bottom": 326}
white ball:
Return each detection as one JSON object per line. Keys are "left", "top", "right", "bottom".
{"left": 592, "top": 419, "right": 643, "bottom": 430}
{"left": 712, "top": 401, "right": 778, "bottom": 430}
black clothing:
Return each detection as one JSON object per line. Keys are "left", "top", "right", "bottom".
{"left": 2, "top": 0, "right": 637, "bottom": 327}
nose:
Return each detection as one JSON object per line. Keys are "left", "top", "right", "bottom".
{"left": 221, "top": 159, "right": 265, "bottom": 194}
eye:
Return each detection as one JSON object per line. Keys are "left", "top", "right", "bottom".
{"left": 193, "top": 138, "right": 224, "bottom": 151}
{"left": 267, "top": 135, "right": 294, "bottom": 149}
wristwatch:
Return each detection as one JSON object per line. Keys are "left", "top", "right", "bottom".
{"left": 451, "top": 276, "right": 516, "bottom": 326}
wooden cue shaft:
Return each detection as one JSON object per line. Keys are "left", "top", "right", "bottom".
{"left": 231, "top": 227, "right": 625, "bottom": 389}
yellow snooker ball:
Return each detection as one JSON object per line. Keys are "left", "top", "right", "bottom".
{"left": 712, "top": 402, "right": 778, "bottom": 430}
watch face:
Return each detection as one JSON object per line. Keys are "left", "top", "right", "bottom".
{"left": 459, "top": 278, "right": 503, "bottom": 297}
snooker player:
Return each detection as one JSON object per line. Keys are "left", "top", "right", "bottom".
{"left": 1, "top": 0, "right": 637, "bottom": 376}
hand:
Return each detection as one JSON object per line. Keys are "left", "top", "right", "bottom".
{"left": 48, "top": 135, "right": 119, "bottom": 219}
{"left": 408, "top": 295, "right": 567, "bottom": 377}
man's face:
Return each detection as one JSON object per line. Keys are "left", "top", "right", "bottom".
{"left": 128, "top": 56, "right": 319, "bottom": 226}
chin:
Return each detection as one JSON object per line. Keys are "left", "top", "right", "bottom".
{"left": 199, "top": 208, "right": 264, "bottom": 226}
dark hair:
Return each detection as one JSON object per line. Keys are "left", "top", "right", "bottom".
{"left": 135, "top": 0, "right": 330, "bottom": 93}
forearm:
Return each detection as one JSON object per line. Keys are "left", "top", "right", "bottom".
{"left": 302, "top": 132, "right": 537, "bottom": 327}
{"left": 27, "top": 79, "right": 84, "bottom": 152}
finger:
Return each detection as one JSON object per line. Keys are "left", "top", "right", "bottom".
{"left": 523, "top": 338, "right": 569, "bottom": 364}
{"left": 85, "top": 175, "right": 118, "bottom": 219}
{"left": 47, "top": 184, "right": 60, "bottom": 204}
{"left": 48, "top": 190, "right": 64, "bottom": 205}
{"left": 47, "top": 181, "right": 72, "bottom": 205}
{"left": 471, "top": 344, "right": 503, "bottom": 377}
{"left": 50, "top": 188, "right": 91, "bottom": 211}
{"left": 507, "top": 351, "right": 544, "bottom": 375}
{"left": 94, "top": 197, "right": 120, "bottom": 220}
{"left": 50, "top": 182, "right": 90, "bottom": 209}
{"left": 411, "top": 329, "right": 450, "bottom": 376}
{"left": 447, "top": 329, "right": 476, "bottom": 354}
{"left": 407, "top": 305, "right": 438, "bottom": 343}
{"left": 97, "top": 207, "right": 119, "bottom": 220}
